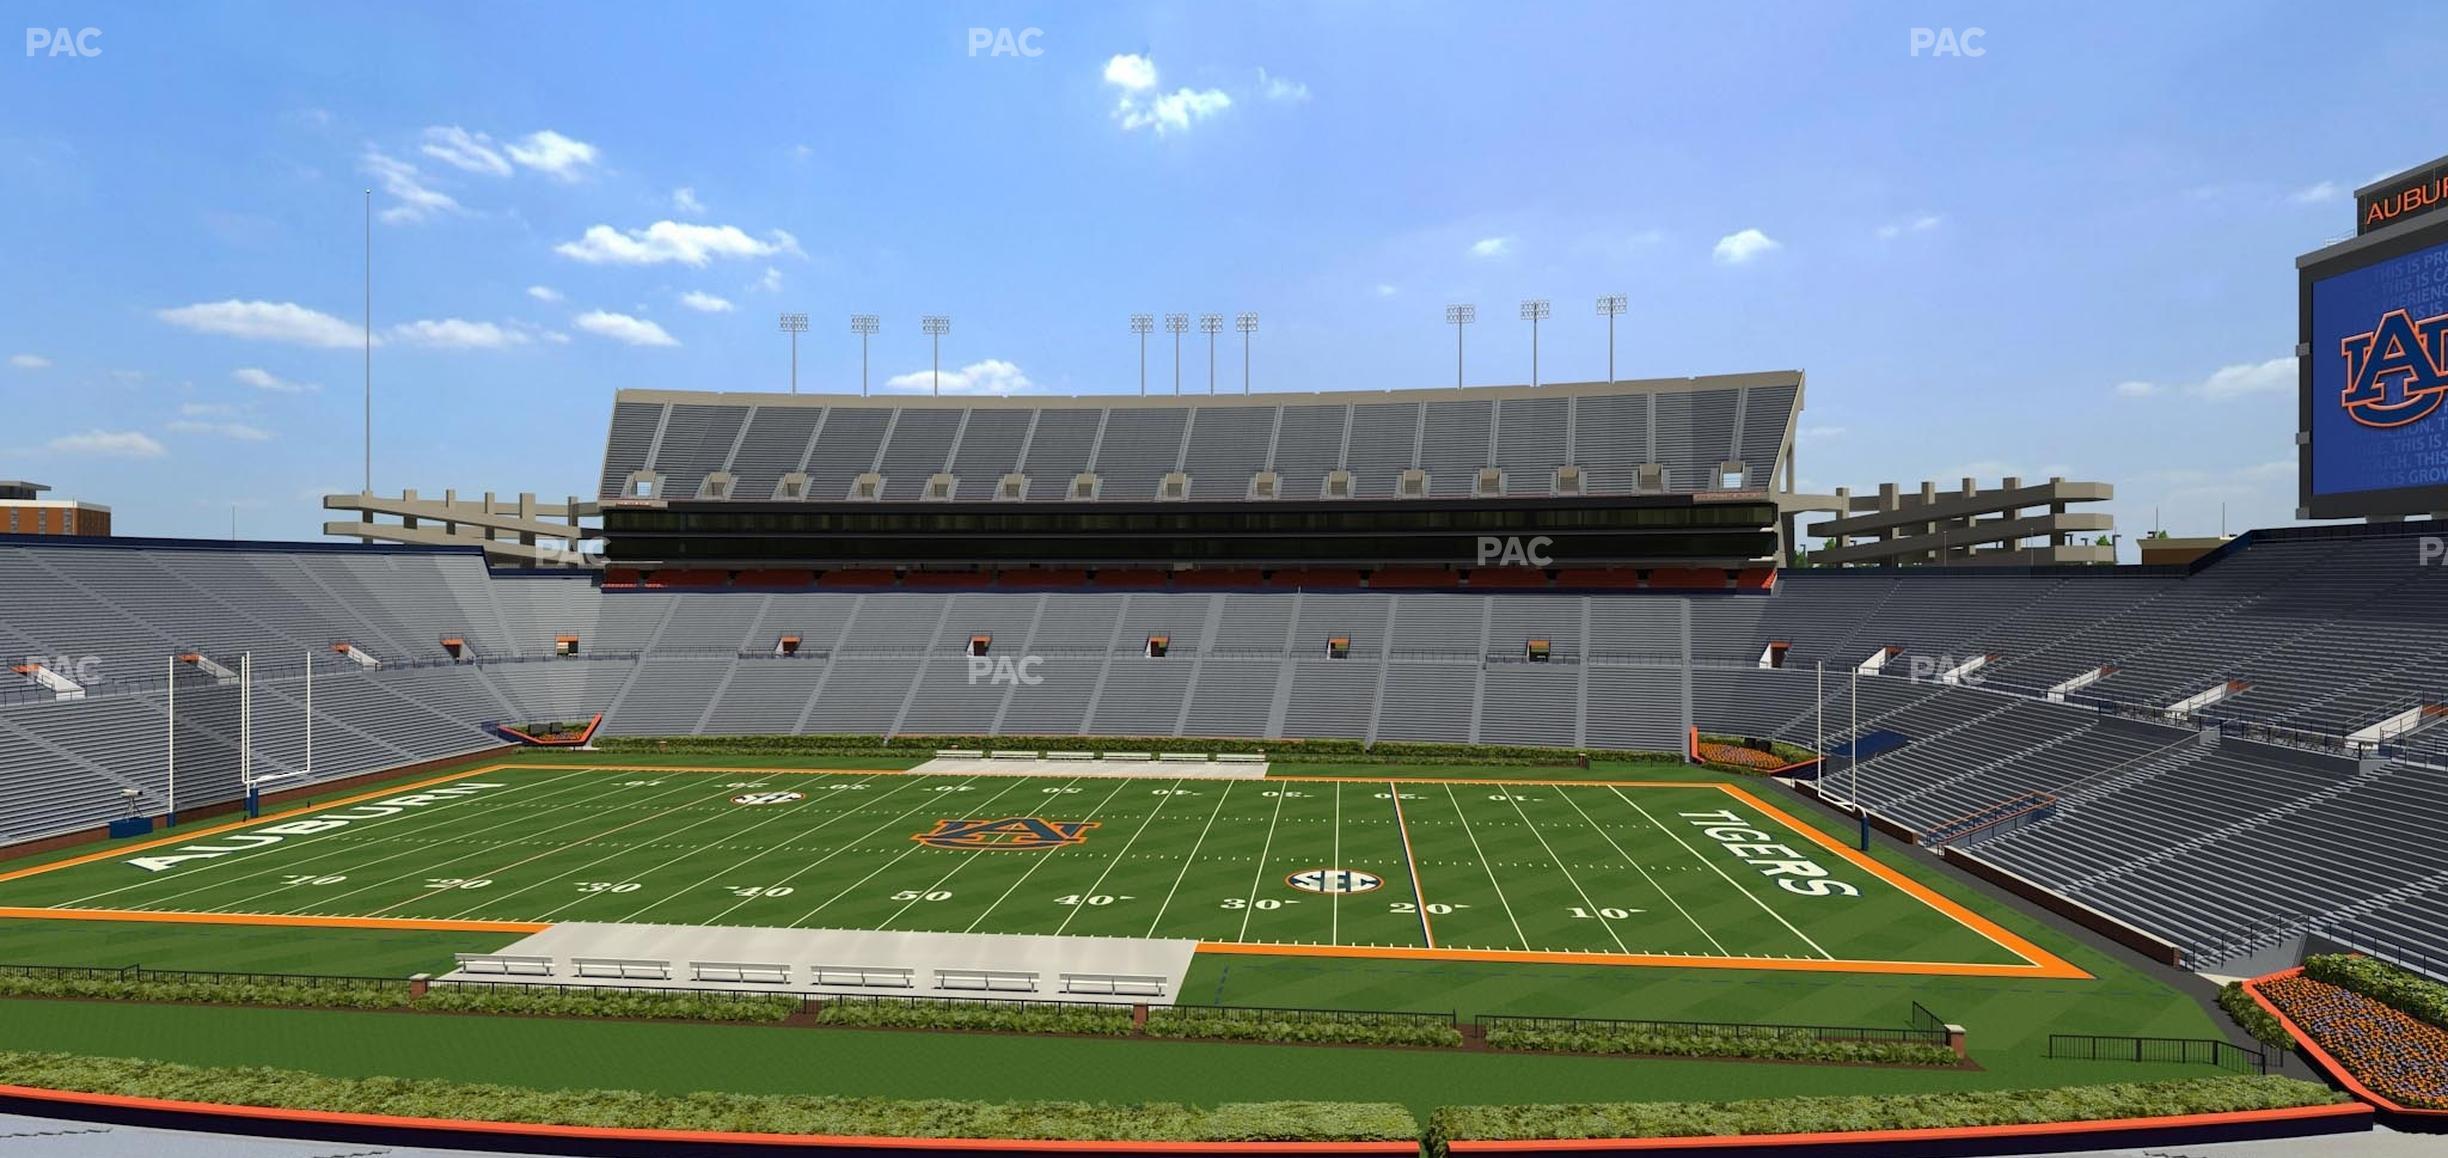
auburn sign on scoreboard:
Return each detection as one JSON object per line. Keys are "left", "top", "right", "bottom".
{"left": 2301, "top": 155, "right": 2448, "bottom": 520}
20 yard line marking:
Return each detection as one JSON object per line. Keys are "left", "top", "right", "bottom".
{"left": 1145, "top": 781, "right": 1237, "bottom": 937}
{"left": 1609, "top": 786, "right": 1831, "bottom": 960}
{"left": 614, "top": 774, "right": 920, "bottom": 923}
{"left": 377, "top": 779, "right": 763, "bottom": 919}
{"left": 534, "top": 773, "right": 890, "bottom": 923}
{"left": 1235, "top": 784, "right": 1291, "bottom": 942}
{"left": 1388, "top": 782, "right": 1435, "bottom": 949}
{"left": 1054, "top": 779, "right": 1180, "bottom": 936}
{"left": 1442, "top": 784, "right": 1530, "bottom": 949}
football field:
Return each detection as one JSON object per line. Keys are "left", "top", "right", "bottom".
{"left": 0, "top": 765, "right": 2082, "bottom": 978}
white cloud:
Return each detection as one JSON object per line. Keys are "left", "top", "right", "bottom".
{"left": 886, "top": 358, "right": 1034, "bottom": 396}
{"left": 573, "top": 310, "right": 679, "bottom": 347}
{"left": 505, "top": 130, "right": 599, "bottom": 179}
{"left": 1874, "top": 214, "right": 1942, "bottom": 240}
{"left": 1712, "top": 228, "right": 1780, "bottom": 265}
{"left": 388, "top": 318, "right": 530, "bottom": 350}
{"left": 679, "top": 290, "right": 734, "bottom": 313}
{"left": 158, "top": 300, "right": 366, "bottom": 348}
{"left": 2113, "top": 380, "right": 2161, "bottom": 399}
{"left": 1256, "top": 67, "right": 1310, "bottom": 102}
{"left": 752, "top": 266, "right": 784, "bottom": 293}
{"left": 179, "top": 402, "right": 237, "bottom": 417}
{"left": 2115, "top": 357, "right": 2294, "bottom": 403}
{"left": 233, "top": 367, "right": 319, "bottom": 394}
{"left": 362, "top": 148, "right": 459, "bottom": 224}
{"left": 672, "top": 186, "right": 705, "bottom": 215}
{"left": 167, "top": 419, "right": 274, "bottom": 442}
{"left": 1374, "top": 283, "right": 1398, "bottom": 297}
{"left": 9, "top": 354, "right": 49, "bottom": 369}
{"left": 1103, "top": 54, "right": 1158, "bottom": 91}
{"left": 555, "top": 220, "right": 801, "bottom": 266}
{"left": 1469, "top": 236, "right": 1513, "bottom": 258}
{"left": 526, "top": 285, "right": 563, "bottom": 303}
{"left": 418, "top": 125, "right": 511, "bottom": 176}
{"left": 1799, "top": 424, "right": 1847, "bottom": 442}
{"left": 48, "top": 430, "right": 165, "bottom": 458}
{"left": 2290, "top": 181, "right": 2341, "bottom": 205}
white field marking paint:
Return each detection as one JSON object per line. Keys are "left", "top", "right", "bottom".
{"left": 873, "top": 777, "right": 1093, "bottom": 930}
{"left": 1675, "top": 808, "right": 1863, "bottom": 898}
{"left": 1495, "top": 790, "right": 1631, "bottom": 955}
{"left": 117, "top": 781, "right": 518, "bottom": 874}
{"left": 701, "top": 775, "right": 988, "bottom": 927}
{"left": 1441, "top": 784, "right": 1530, "bottom": 949}
{"left": 379, "top": 780, "right": 755, "bottom": 920}
{"left": 1053, "top": 778, "right": 1181, "bottom": 935}
{"left": 1611, "top": 788, "right": 1831, "bottom": 959}
{"left": 236, "top": 772, "right": 716, "bottom": 917}
{"left": 534, "top": 773, "right": 888, "bottom": 923}
{"left": 1331, "top": 782, "right": 1342, "bottom": 946}
{"left": 787, "top": 775, "right": 1040, "bottom": 925}
{"left": 1552, "top": 787, "right": 1728, "bottom": 956}
{"left": 613, "top": 773, "right": 909, "bottom": 923}
{"left": 1235, "top": 785, "right": 1292, "bottom": 942}
{"left": 957, "top": 777, "right": 1131, "bottom": 934}
{"left": 71, "top": 774, "right": 590, "bottom": 909}
{"left": 1145, "top": 779, "right": 1239, "bottom": 937}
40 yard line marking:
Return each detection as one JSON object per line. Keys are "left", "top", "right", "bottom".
{"left": 373, "top": 779, "right": 752, "bottom": 919}
{"left": 1054, "top": 778, "right": 1181, "bottom": 936}
{"left": 613, "top": 773, "right": 920, "bottom": 924}
{"left": 959, "top": 777, "right": 1131, "bottom": 933}
{"left": 532, "top": 773, "right": 889, "bottom": 923}
{"left": 1145, "top": 779, "right": 1237, "bottom": 937}
{"left": 698, "top": 775, "right": 988, "bottom": 926}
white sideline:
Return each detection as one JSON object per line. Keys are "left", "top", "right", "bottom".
{"left": 908, "top": 755, "right": 1267, "bottom": 780}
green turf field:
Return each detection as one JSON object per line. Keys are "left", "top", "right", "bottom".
{"left": 0, "top": 763, "right": 2074, "bottom": 976}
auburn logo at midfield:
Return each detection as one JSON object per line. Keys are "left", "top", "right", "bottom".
{"left": 913, "top": 817, "right": 1098, "bottom": 850}
{"left": 2340, "top": 308, "right": 2448, "bottom": 428}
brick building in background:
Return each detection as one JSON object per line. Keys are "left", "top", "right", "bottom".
{"left": 0, "top": 481, "right": 110, "bottom": 537}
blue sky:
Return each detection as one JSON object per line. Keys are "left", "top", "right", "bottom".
{"left": 0, "top": 2, "right": 2433, "bottom": 549}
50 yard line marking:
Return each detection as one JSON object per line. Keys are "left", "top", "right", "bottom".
{"left": 1389, "top": 782, "right": 1435, "bottom": 949}
{"left": 698, "top": 775, "right": 987, "bottom": 926}
{"left": 958, "top": 777, "right": 1132, "bottom": 934}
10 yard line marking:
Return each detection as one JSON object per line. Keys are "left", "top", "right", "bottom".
{"left": 1054, "top": 779, "right": 1180, "bottom": 936}
{"left": 1609, "top": 786, "right": 1831, "bottom": 960}
{"left": 1145, "top": 781, "right": 1237, "bottom": 937}
{"left": 1235, "top": 785, "right": 1291, "bottom": 942}
{"left": 1388, "top": 783, "right": 1436, "bottom": 949}
{"left": 1443, "top": 784, "right": 1530, "bottom": 949}
{"left": 1552, "top": 788, "right": 1725, "bottom": 955}
{"left": 1496, "top": 791, "right": 1630, "bottom": 955}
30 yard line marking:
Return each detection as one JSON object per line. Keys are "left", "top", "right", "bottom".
{"left": 700, "top": 776, "right": 988, "bottom": 926}
{"left": 788, "top": 775, "right": 1039, "bottom": 925}
{"left": 1552, "top": 787, "right": 1725, "bottom": 955}
{"left": 1388, "top": 782, "right": 1435, "bottom": 949}
{"left": 532, "top": 773, "right": 889, "bottom": 923}
{"left": 1054, "top": 779, "right": 1180, "bottom": 935}
{"left": 1496, "top": 790, "right": 1630, "bottom": 954}
{"left": 1442, "top": 784, "right": 1530, "bottom": 949}
{"left": 372, "top": 780, "right": 755, "bottom": 919}
{"left": 1609, "top": 785, "right": 1831, "bottom": 959}
{"left": 1145, "top": 780, "right": 1237, "bottom": 937}
{"left": 613, "top": 773, "right": 919, "bottom": 923}
{"left": 1235, "top": 783, "right": 1291, "bottom": 942}
{"left": 958, "top": 777, "right": 1130, "bottom": 933}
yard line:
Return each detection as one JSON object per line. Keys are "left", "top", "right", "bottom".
{"left": 1053, "top": 779, "right": 1179, "bottom": 935}
{"left": 1144, "top": 781, "right": 1238, "bottom": 937}
{"left": 699, "top": 776, "right": 988, "bottom": 926}
{"left": 1330, "top": 782, "right": 1342, "bottom": 946}
{"left": 956, "top": 777, "right": 1134, "bottom": 933}
{"left": 1608, "top": 786, "right": 1832, "bottom": 959}
{"left": 1441, "top": 784, "right": 1530, "bottom": 949}
{"left": 64, "top": 768, "right": 605, "bottom": 911}
{"left": 877, "top": 776, "right": 1093, "bottom": 929}
{"left": 377, "top": 779, "right": 761, "bottom": 919}
{"left": 1234, "top": 785, "right": 1291, "bottom": 942}
{"left": 1496, "top": 791, "right": 1630, "bottom": 954}
{"left": 786, "top": 775, "right": 1039, "bottom": 925}
{"left": 534, "top": 773, "right": 890, "bottom": 922}
{"left": 1388, "top": 783, "right": 1435, "bottom": 949}
{"left": 611, "top": 774, "right": 918, "bottom": 923}
{"left": 1552, "top": 787, "right": 1727, "bottom": 955}
{"left": 245, "top": 772, "right": 721, "bottom": 916}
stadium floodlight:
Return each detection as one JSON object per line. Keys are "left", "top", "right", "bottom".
{"left": 1236, "top": 312, "right": 1258, "bottom": 393}
{"left": 1595, "top": 293, "right": 1628, "bottom": 383}
{"left": 1130, "top": 313, "right": 1154, "bottom": 395}
{"left": 1199, "top": 313, "right": 1223, "bottom": 394}
{"left": 778, "top": 312, "right": 810, "bottom": 393}
{"left": 1519, "top": 299, "right": 1551, "bottom": 387}
{"left": 850, "top": 314, "right": 880, "bottom": 396}
{"left": 1165, "top": 313, "right": 1190, "bottom": 395}
{"left": 1446, "top": 303, "right": 1476, "bottom": 387}
{"left": 922, "top": 315, "right": 951, "bottom": 396}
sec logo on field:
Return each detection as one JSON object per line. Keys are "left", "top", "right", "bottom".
{"left": 732, "top": 790, "right": 806, "bottom": 806}
{"left": 1286, "top": 868, "right": 1383, "bottom": 895}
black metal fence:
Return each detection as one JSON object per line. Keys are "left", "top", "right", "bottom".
{"left": 2046, "top": 1033, "right": 2267, "bottom": 1074}
{"left": 1475, "top": 1009, "right": 1949, "bottom": 1046}
{"left": 0, "top": 962, "right": 414, "bottom": 991}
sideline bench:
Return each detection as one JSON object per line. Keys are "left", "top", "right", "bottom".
{"left": 1215, "top": 752, "right": 1268, "bottom": 764}
{"left": 933, "top": 748, "right": 985, "bottom": 759}
{"left": 691, "top": 961, "right": 790, "bottom": 985}
{"left": 452, "top": 953, "right": 554, "bottom": 977}
{"left": 571, "top": 957, "right": 672, "bottom": 981}
{"left": 810, "top": 964, "right": 915, "bottom": 989}
{"left": 1060, "top": 972, "right": 1168, "bottom": 997}
{"left": 936, "top": 968, "right": 1038, "bottom": 993}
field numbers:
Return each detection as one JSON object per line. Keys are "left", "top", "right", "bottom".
{"left": 1371, "top": 792, "right": 1422, "bottom": 800}
{"left": 1569, "top": 906, "right": 1644, "bottom": 920}
{"left": 893, "top": 889, "right": 954, "bottom": 902}
{"left": 277, "top": 874, "right": 346, "bottom": 886}
{"left": 1055, "top": 893, "right": 1129, "bottom": 907}
{"left": 726, "top": 885, "right": 796, "bottom": 898}
{"left": 1149, "top": 788, "right": 1200, "bottom": 796}
{"left": 1221, "top": 897, "right": 1293, "bottom": 910}
{"left": 1390, "top": 901, "right": 1461, "bottom": 915}
{"left": 423, "top": 877, "right": 491, "bottom": 890}
{"left": 576, "top": 881, "right": 641, "bottom": 894}
{"left": 1260, "top": 790, "right": 1309, "bottom": 798}
{"left": 617, "top": 780, "right": 663, "bottom": 787}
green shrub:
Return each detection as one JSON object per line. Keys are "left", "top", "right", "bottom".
{"left": 1146, "top": 1006, "right": 1463, "bottom": 1048}
{"left": 591, "top": 733, "right": 1668, "bottom": 767}
{"left": 812, "top": 998, "right": 1135, "bottom": 1036}
{"left": 1422, "top": 1075, "right": 2346, "bottom": 1153}
{"left": 0, "top": 971, "right": 409, "bottom": 1011}
{"left": 2218, "top": 982, "right": 2291, "bottom": 1049}
{"left": 419, "top": 985, "right": 797, "bottom": 1023}
{"left": 2302, "top": 953, "right": 2448, "bottom": 1031}
{"left": 0, "top": 1050, "right": 1416, "bottom": 1141}
{"left": 1481, "top": 1021, "right": 1956, "bottom": 1065}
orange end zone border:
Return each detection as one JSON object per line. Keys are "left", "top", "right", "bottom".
{"left": 0, "top": 763, "right": 2086, "bottom": 977}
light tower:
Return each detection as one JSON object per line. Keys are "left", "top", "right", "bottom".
{"left": 850, "top": 314, "right": 879, "bottom": 395}
{"left": 1164, "top": 312, "right": 1189, "bottom": 395}
{"left": 1519, "top": 298, "right": 1550, "bottom": 387}
{"left": 1130, "top": 313, "right": 1153, "bottom": 395}
{"left": 921, "top": 315, "right": 950, "bottom": 396}
{"left": 1235, "top": 312, "right": 1258, "bottom": 393}
{"left": 778, "top": 312, "right": 809, "bottom": 393}
{"left": 1445, "top": 304, "right": 1476, "bottom": 388}
{"left": 1199, "top": 313, "right": 1223, "bottom": 393}
{"left": 1595, "top": 294, "right": 1627, "bottom": 383}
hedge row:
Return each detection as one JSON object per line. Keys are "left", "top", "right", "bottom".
{"left": 2218, "top": 981, "right": 2292, "bottom": 1050}
{"left": 0, "top": 1051, "right": 1416, "bottom": 1142}
{"left": 1481, "top": 1021, "right": 1957, "bottom": 1065}
{"left": 420, "top": 985, "right": 798, "bottom": 1023}
{"left": 591, "top": 732, "right": 1669, "bottom": 767}
{"left": 0, "top": 972, "right": 410, "bottom": 1011}
{"left": 1420, "top": 1075, "right": 2346, "bottom": 1153}
{"left": 1144, "top": 1006, "right": 1464, "bottom": 1048}
{"left": 812, "top": 999, "right": 1136, "bottom": 1036}
{"left": 2302, "top": 953, "right": 2448, "bottom": 1031}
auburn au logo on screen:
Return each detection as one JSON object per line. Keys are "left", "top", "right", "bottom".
{"left": 914, "top": 817, "right": 1097, "bottom": 850}
{"left": 2340, "top": 308, "right": 2448, "bottom": 428}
